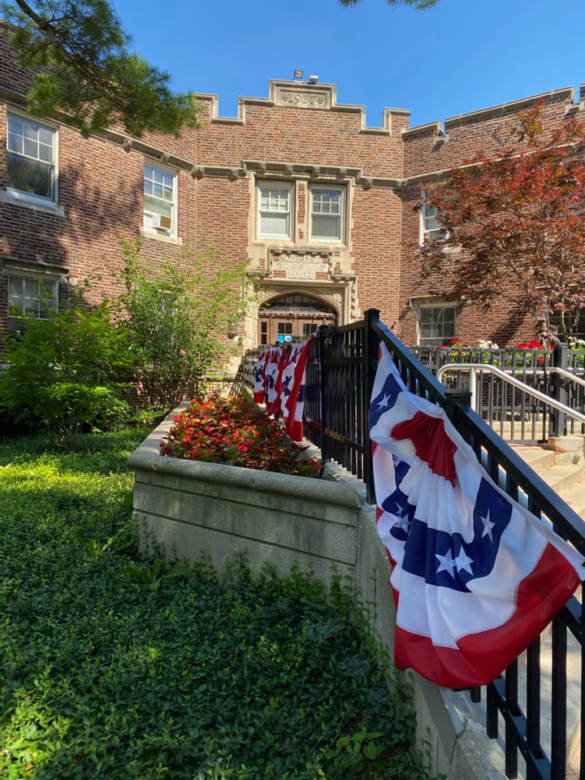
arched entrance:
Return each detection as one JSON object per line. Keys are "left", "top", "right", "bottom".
{"left": 258, "top": 293, "right": 338, "bottom": 345}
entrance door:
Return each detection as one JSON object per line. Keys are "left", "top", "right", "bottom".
{"left": 258, "top": 294, "right": 337, "bottom": 345}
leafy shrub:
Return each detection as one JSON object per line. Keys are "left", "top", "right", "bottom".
{"left": 161, "top": 396, "right": 322, "bottom": 476}
{"left": 0, "top": 430, "right": 429, "bottom": 780}
{"left": 0, "top": 291, "right": 134, "bottom": 445}
{"left": 114, "top": 239, "right": 251, "bottom": 411}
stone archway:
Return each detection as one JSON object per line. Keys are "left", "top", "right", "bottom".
{"left": 258, "top": 292, "right": 338, "bottom": 345}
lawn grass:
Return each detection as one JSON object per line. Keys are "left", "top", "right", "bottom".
{"left": 0, "top": 429, "right": 426, "bottom": 780}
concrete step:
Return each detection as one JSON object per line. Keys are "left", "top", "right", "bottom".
{"left": 511, "top": 445, "right": 555, "bottom": 472}
{"left": 510, "top": 444, "right": 585, "bottom": 496}
{"left": 560, "top": 481, "right": 585, "bottom": 519}
{"left": 539, "top": 463, "right": 585, "bottom": 495}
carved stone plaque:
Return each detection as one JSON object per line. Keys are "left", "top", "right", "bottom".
{"left": 271, "top": 252, "right": 330, "bottom": 280}
{"left": 275, "top": 86, "right": 331, "bottom": 110}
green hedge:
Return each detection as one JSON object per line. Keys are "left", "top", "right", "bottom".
{"left": 0, "top": 430, "right": 428, "bottom": 780}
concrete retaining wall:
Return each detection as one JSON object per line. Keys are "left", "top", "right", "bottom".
{"left": 128, "top": 408, "right": 507, "bottom": 780}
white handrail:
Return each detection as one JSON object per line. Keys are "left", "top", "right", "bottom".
{"left": 437, "top": 363, "right": 585, "bottom": 425}
{"left": 488, "top": 366, "right": 585, "bottom": 389}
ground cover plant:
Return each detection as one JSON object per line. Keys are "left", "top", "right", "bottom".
{"left": 0, "top": 428, "right": 431, "bottom": 779}
{"left": 161, "top": 396, "right": 322, "bottom": 477}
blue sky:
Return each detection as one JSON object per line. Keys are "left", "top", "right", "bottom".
{"left": 114, "top": 0, "right": 585, "bottom": 130}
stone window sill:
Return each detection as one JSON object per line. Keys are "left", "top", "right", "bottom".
{"left": 140, "top": 227, "right": 183, "bottom": 246}
{"left": 0, "top": 190, "right": 65, "bottom": 217}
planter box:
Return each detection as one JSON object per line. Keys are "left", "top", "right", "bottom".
{"left": 128, "top": 407, "right": 361, "bottom": 585}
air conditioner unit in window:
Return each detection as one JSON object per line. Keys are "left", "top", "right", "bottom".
{"left": 150, "top": 213, "right": 172, "bottom": 231}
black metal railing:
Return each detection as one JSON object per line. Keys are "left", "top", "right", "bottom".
{"left": 243, "top": 310, "right": 585, "bottom": 779}
{"left": 411, "top": 344, "right": 585, "bottom": 442}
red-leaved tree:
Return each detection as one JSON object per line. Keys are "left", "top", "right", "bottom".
{"left": 420, "top": 101, "right": 585, "bottom": 342}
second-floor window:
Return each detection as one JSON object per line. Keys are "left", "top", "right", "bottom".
{"left": 421, "top": 201, "right": 441, "bottom": 244}
{"left": 310, "top": 187, "right": 343, "bottom": 242}
{"left": 144, "top": 163, "right": 176, "bottom": 233}
{"left": 7, "top": 113, "right": 56, "bottom": 204}
{"left": 258, "top": 184, "right": 292, "bottom": 239}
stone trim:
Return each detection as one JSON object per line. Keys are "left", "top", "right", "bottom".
{"left": 244, "top": 159, "right": 363, "bottom": 181}
{"left": 197, "top": 81, "right": 410, "bottom": 134}
{"left": 444, "top": 86, "right": 575, "bottom": 128}
{"left": 399, "top": 87, "right": 576, "bottom": 140}
{"left": 402, "top": 121, "right": 444, "bottom": 139}
{"left": 1, "top": 255, "right": 69, "bottom": 278}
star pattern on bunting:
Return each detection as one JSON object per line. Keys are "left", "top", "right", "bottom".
{"left": 455, "top": 550, "right": 474, "bottom": 575}
{"left": 481, "top": 510, "right": 495, "bottom": 542}
{"left": 435, "top": 549, "right": 457, "bottom": 578}
{"left": 377, "top": 393, "right": 391, "bottom": 409}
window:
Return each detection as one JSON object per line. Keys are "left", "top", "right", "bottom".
{"left": 277, "top": 322, "right": 293, "bottom": 342}
{"left": 258, "top": 184, "right": 291, "bottom": 239}
{"left": 7, "top": 113, "right": 56, "bottom": 204}
{"left": 8, "top": 275, "right": 57, "bottom": 319}
{"left": 303, "top": 323, "right": 318, "bottom": 337}
{"left": 310, "top": 187, "right": 343, "bottom": 242}
{"left": 418, "top": 305, "right": 456, "bottom": 346}
{"left": 143, "top": 163, "right": 176, "bottom": 233}
{"left": 260, "top": 321, "right": 268, "bottom": 345}
{"left": 421, "top": 200, "right": 441, "bottom": 244}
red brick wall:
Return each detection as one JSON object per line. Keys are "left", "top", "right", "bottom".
{"left": 0, "top": 23, "right": 580, "bottom": 348}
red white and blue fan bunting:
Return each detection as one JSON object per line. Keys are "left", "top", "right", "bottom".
{"left": 370, "top": 342, "right": 585, "bottom": 688}
{"left": 253, "top": 349, "right": 268, "bottom": 403}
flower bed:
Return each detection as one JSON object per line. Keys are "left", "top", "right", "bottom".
{"left": 160, "top": 396, "right": 322, "bottom": 477}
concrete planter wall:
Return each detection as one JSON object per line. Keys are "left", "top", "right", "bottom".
{"left": 129, "top": 408, "right": 507, "bottom": 780}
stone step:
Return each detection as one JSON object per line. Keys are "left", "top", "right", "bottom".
{"left": 540, "top": 463, "right": 585, "bottom": 495}
{"left": 511, "top": 445, "right": 555, "bottom": 472}
{"left": 560, "top": 481, "right": 585, "bottom": 519}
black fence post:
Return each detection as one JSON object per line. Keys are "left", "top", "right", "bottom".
{"left": 445, "top": 388, "right": 473, "bottom": 444}
{"left": 551, "top": 343, "right": 568, "bottom": 438}
{"left": 318, "top": 325, "right": 330, "bottom": 464}
{"left": 364, "top": 308, "right": 381, "bottom": 504}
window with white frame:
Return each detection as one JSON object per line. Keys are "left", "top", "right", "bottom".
{"left": 7, "top": 113, "right": 57, "bottom": 203}
{"left": 421, "top": 200, "right": 442, "bottom": 244}
{"left": 417, "top": 304, "right": 456, "bottom": 346}
{"left": 143, "top": 163, "right": 176, "bottom": 233}
{"left": 8, "top": 275, "right": 58, "bottom": 319}
{"left": 310, "top": 186, "right": 343, "bottom": 242}
{"left": 258, "top": 183, "right": 292, "bottom": 239}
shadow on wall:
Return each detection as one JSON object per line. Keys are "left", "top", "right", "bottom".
{"left": 490, "top": 301, "right": 530, "bottom": 348}
{"left": 1, "top": 160, "right": 143, "bottom": 280}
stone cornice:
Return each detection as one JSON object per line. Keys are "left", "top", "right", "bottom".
{"left": 197, "top": 81, "right": 410, "bottom": 135}
{"left": 400, "top": 87, "right": 577, "bottom": 142}
{"left": 401, "top": 121, "right": 444, "bottom": 139}
{"left": 444, "top": 87, "right": 575, "bottom": 128}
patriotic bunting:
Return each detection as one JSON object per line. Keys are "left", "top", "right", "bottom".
{"left": 370, "top": 342, "right": 585, "bottom": 688}
{"left": 251, "top": 335, "right": 315, "bottom": 441}
{"left": 253, "top": 349, "right": 269, "bottom": 403}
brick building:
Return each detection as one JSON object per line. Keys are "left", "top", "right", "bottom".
{"left": 1, "top": 25, "right": 582, "bottom": 351}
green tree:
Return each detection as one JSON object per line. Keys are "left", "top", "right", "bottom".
{"left": 115, "top": 239, "right": 249, "bottom": 410}
{"left": 0, "top": 288, "right": 133, "bottom": 445}
{"left": 1, "top": 0, "right": 200, "bottom": 137}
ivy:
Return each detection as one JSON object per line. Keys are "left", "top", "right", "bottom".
{"left": 0, "top": 429, "right": 430, "bottom": 779}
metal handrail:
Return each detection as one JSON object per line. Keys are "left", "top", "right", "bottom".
{"left": 437, "top": 363, "right": 585, "bottom": 425}
{"left": 480, "top": 366, "right": 585, "bottom": 388}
